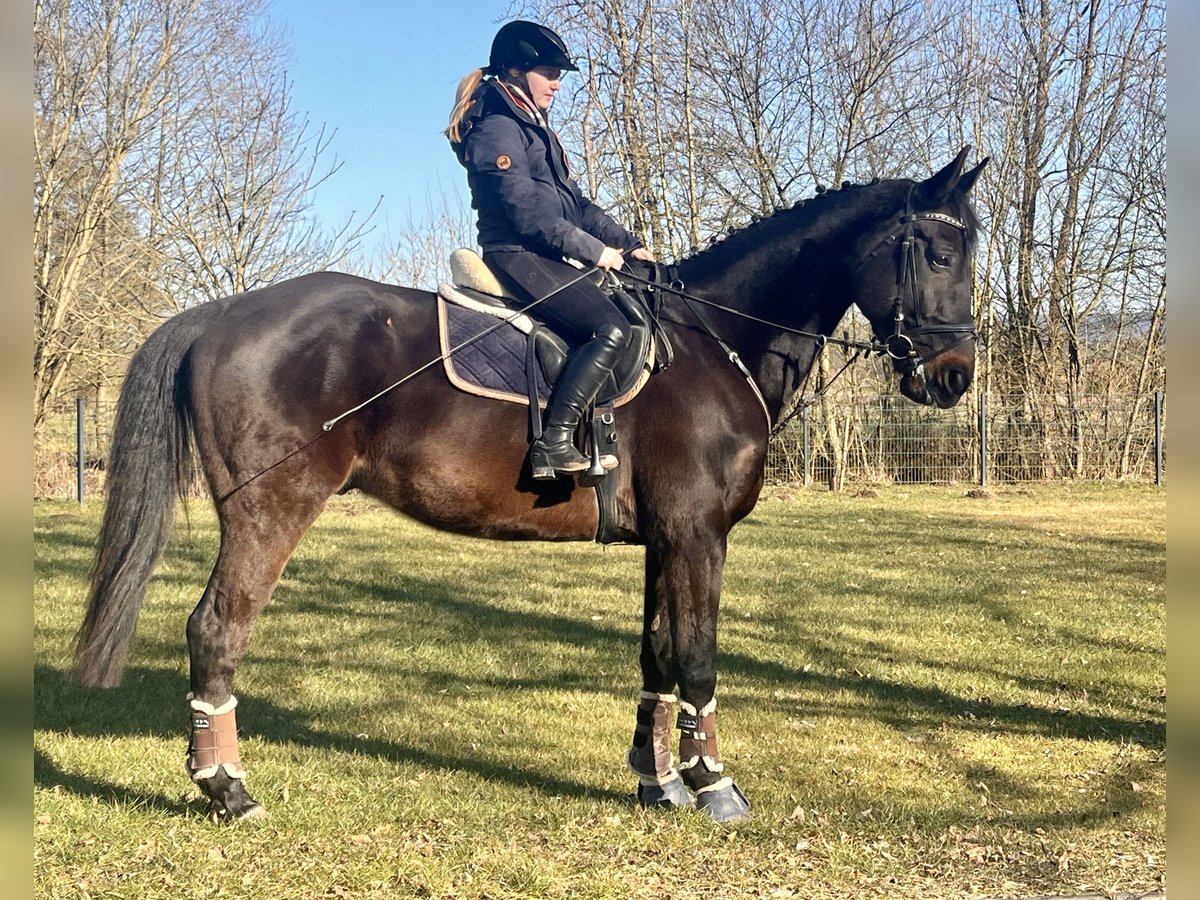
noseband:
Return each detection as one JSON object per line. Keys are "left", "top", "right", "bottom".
{"left": 858, "top": 189, "right": 977, "bottom": 376}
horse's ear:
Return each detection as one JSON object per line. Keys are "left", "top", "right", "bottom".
{"left": 955, "top": 157, "right": 989, "bottom": 196}
{"left": 915, "top": 146, "right": 973, "bottom": 205}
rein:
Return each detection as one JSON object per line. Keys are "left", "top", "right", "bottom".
{"left": 618, "top": 268, "right": 877, "bottom": 435}
{"left": 619, "top": 268, "right": 887, "bottom": 358}
{"left": 619, "top": 192, "right": 977, "bottom": 435}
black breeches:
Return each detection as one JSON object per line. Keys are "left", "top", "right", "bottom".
{"left": 484, "top": 250, "right": 631, "bottom": 349}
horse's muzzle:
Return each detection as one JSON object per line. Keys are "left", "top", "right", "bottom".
{"left": 898, "top": 351, "right": 974, "bottom": 409}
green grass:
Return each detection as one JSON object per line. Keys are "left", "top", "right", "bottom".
{"left": 35, "top": 484, "right": 1165, "bottom": 899}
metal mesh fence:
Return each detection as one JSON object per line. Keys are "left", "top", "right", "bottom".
{"left": 34, "top": 399, "right": 115, "bottom": 500}
{"left": 35, "top": 392, "right": 1165, "bottom": 499}
{"left": 766, "top": 392, "right": 1165, "bottom": 486}
{"left": 984, "top": 392, "right": 1164, "bottom": 483}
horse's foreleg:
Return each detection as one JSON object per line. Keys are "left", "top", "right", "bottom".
{"left": 627, "top": 549, "right": 693, "bottom": 809}
{"left": 185, "top": 497, "right": 323, "bottom": 820}
{"left": 631, "top": 531, "right": 750, "bottom": 822}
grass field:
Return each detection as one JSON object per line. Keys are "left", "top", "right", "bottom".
{"left": 34, "top": 483, "right": 1165, "bottom": 899}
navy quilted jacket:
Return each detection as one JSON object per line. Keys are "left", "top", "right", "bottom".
{"left": 451, "top": 79, "right": 642, "bottom": 266}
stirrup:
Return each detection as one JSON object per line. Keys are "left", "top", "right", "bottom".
{"left": 583, "top": 428, "right": 619, "bottom": 478}
{"left": 585, "top": 447, "right": 619, "bottom": 477}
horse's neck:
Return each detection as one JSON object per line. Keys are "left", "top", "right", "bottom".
{"left": 677, "top": 219, "right": 859, "bottom": 424}
{"left": 743, "top": 318, "right": 839, "bottom": 424}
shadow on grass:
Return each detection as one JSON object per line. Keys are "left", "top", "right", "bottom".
{"left": 288, "top": 569, "right": 1164, "bottom": 749}
{"left": 34, "top": 665, "right": 626, "bottom": 811}
{"left": 35, "top": 495, "right": 1164, "bottom": 828}
{"left": 233, "top": 580, "right": 1171, "bottom": 760}
{"left": 34, "top": 747, "right": 193, "bottom": 817}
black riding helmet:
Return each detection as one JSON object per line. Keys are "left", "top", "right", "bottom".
{"left": 486, "top": 20, "right": 578, "bottom": 75}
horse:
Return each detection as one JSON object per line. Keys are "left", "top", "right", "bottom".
{"left": 71, "top": 147, "right": 987, "bottom": 823}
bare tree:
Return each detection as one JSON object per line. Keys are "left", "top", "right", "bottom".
{"left": 151, "top": 16, "right": 372, "bottom": 305}
{"left": 33, "top": 0, "right": 371, "bottom": 430}
{"left": 34, "top": 0, "right": 186, "bottom": 425}
{"left": 965, "top": 0, "right": 1165, "bottom": 475}
{"left": 372, "top": 189, "right": 474, "bottom": 292}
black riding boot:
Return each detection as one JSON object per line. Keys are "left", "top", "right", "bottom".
{"left": 530, "top": 326, "right": 626, "bottom": 479}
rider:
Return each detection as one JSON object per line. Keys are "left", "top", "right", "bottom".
{"left": 446, "top": 20, "right": 655, "bottom": 479}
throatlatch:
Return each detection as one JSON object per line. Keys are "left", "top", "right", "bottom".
{"left": 187, "top": 694, "right": 246, "bottom": 781}
{"left": 627, "top": 691, "right": 693, "bottom": 808}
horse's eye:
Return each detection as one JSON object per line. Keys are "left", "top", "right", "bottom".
{"left": 930, "top": 253, "right": 952, "bottom": 269}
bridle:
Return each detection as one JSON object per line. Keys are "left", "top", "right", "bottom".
{"left": 615, "top": 185, "right": 979, "bottom": 432}
{"left": 853, "top": 187, "right": 978, "bottom": 378}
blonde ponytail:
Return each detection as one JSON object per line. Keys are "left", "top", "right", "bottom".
{"left": 445, "top": 68, "right": 486, "bottom": 143}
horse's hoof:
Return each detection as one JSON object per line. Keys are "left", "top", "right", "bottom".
{"left": 196, "top": 772, "right": 266, "bottom": 823}
{"left": 233, "top": 799, "right": 267, "bottom": 820}
{"left": 694, "top": 780, "right": 751, "bottom": 823}
{"left": 637, "top": 778, "right": 694, "bottom": 809}
{"left": 209, "top": 798, "right": 266, "bottom": 822}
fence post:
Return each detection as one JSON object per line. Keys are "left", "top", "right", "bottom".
{"left": 1074, "top": 415, "right": 1084, "bottom": 479}
{"left": 802, "top": 404, "right": 811, "bottom": 487}
{"left": 76, "top": 397, "right": 86, "bottom": 505}
{"left": 977, "top": 392, "right": 988, "bottom": 487}
{"left": 1155, "top": 390, "right": 1163, "bottom": 486}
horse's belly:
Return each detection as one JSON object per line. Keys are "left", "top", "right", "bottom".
{"left": 353, "top": 448, "right": 601, "bottom": 542}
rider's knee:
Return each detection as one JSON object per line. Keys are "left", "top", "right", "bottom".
{"left": 595, "top": 321, "right": 630, "bottom": 351}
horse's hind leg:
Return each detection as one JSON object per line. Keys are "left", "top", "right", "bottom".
{"left": 185, "top": 491, "right": 328, "bottom": 820}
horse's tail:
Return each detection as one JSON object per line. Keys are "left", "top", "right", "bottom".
{"left": 71, "top": 299, "right": 232, "bottom": 688}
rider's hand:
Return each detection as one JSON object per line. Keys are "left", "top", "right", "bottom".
{"left": 597, "top": 246, "right": 626, "bottom": 270}
{"left": 629, "top": 247, "right": 656, "bottom": 262}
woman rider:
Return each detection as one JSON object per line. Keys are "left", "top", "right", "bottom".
{"left": 446, "top": 20, "right": 655, "bottom": 479}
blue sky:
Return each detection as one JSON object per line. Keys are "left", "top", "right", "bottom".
{"left": 270, "top": 1, "right": 518, "bottom": 259}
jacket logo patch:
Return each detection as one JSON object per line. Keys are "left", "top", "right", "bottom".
{"left": 496, "top": 155, "right": 512, "bottom": 170}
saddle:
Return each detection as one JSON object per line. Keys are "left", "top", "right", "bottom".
{"left": 439, "top": 250, "right": 669, "bottom": 398}
{"left": 438, "top": 250, "right": 672, "bottom": 450}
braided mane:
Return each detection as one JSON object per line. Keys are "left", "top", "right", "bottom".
{"left": 676, "top": 176, "right": 978, "bottom": 281}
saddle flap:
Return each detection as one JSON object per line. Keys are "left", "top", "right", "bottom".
{"left": 596, "top": 288, "right": 654, "bottom": 405}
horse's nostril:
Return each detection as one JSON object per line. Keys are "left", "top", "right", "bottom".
{"left": 946, "top": 365, "right": 970, "bottom": 396}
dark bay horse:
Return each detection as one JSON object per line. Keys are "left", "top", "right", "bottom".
{"left": 72, "top": 148, "right": 987, "bottom": 822}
